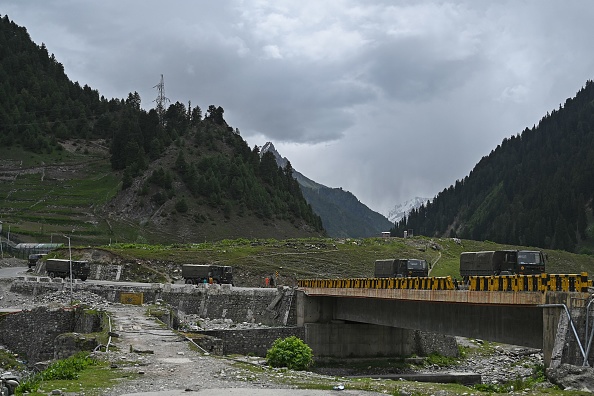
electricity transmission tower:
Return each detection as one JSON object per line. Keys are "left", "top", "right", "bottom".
{"left": 153, "top": 74, "right": 170, "bottom": 126}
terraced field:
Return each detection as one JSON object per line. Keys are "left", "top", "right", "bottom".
{"left": 0, "top": 142, "right": 122, "bottom": 245}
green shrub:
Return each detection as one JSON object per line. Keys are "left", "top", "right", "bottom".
{"left": 266, "top": 336, "right": 313, "bottom": 371}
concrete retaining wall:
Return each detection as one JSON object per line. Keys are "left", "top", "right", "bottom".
{"left": 11, "top": 280, "right": 297, "bottom": 327}
{"left": 159, "top": 285, "right": 296, "bottom": 326}
{"left": 195, "top": 327, "right": 305, "bottom": 357}
{"left": 0, "top": 306, "right": 102, "bottom": 363}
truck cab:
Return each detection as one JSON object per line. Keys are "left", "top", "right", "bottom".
{"left": 28, "top": 253, "right": 47, "bottom": 269}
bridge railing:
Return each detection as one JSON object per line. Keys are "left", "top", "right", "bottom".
{"left": 298, "top": 273, "right": 592, "bottom": 293}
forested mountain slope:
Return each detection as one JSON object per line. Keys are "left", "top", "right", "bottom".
{"left": 0, "top": 15, "right": 111, "bottom": 150}
{"left": 261, "top": 142, "right": 394, "bottom": 238}
{"left": 0, "top": 15, "right": 324, "bottom": 245}
{"left": 393, "top": 81, "right": 594, "bottom": 253}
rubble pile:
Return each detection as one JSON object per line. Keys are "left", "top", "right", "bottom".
{"left": 31, "top": 289, "right": 111, "bottom": 310}
{"left": 424, "top": 343, "right": 545, "bottom": 385}
{"left": 178, "top": 314, "right": 272, "bottom": 332}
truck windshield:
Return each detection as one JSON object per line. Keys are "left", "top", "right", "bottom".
{"left": 407, "top": 260, "right": 426, "bottom": 269}
{"left": 517, "top": 251, "right": 541, "bottom": 264}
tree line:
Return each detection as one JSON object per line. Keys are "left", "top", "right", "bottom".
{"left": 393, "top": 80, "right": 594, "bottom": 253}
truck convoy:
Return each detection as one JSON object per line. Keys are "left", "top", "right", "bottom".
{"left": 44, "top": 258, "right": 90, "bottom": 281}
{"left": 374, "top": 259, "right": 429, "bottom": 278}
{"left": 182, "top": 264, "right": 233, "bottom": 285}
{"left": 459, "top": 250, "right": 546, "bottom": 281}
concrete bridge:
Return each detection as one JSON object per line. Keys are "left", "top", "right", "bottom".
{"left": 9, "top": 272, "right": 593, "bottom": 368}
{"left": 296, "top": 287, "right": 594, "bottom": 367}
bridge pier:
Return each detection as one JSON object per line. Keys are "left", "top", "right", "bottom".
{"left": 545, "top": 293, "right": 593, "bottom": 368}
{"left": 304, "top": 322, "right": 418, "bottom": 358}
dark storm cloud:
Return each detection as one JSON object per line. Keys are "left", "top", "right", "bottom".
{"left": 4, "top": 0, "right": 594, "bottom": 216}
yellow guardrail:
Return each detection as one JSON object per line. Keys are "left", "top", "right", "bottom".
{"left": 298, "top": 273, "right": 592, "bottom": 293}
{"left": 298, "top": 276, "right": 457, "bottom": 290}
{"left": 468, "top": 273, "right": 592, "bottom": 292}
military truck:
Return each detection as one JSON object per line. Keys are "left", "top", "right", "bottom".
{"left": 182, "top": 264, "right": 233, "bottom": 285}
{"left": 28, "top": 253, "right": 47, "bottom": 269}
{"left": 459, "top": 250, "right": 546, "bottom": 281}
{"left": 374, "top": 259, "right": 429, "bottom": 278}
{"left": 45, "top": 258, "right": 90, "bottom": 281}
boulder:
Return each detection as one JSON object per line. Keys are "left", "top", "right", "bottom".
{"left": 547, "top": 363, "right": 594, "bottom": 393}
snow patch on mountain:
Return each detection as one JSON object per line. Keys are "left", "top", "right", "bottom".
{"left": 387, "top": 197, "right": 431, "bottom": 224}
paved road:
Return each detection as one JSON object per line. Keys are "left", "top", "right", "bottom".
{"left": 0, "top": 266, "right": 29, "bottom": 278}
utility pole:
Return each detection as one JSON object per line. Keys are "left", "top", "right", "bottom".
{"left": 63, "top": 235, "right": 73, "bottom": 304}
{"left": 153, "top": 74, "right": 170, "bottom": 127}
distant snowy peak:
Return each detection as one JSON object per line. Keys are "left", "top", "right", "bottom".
{"left": 387, "top": 197, "right": 431, "bottom": 224}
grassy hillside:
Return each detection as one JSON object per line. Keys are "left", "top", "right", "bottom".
{"left": 0, "top": 138, "right": 325, "bottom": 246}
{"left": 46, "top": 236, "right": 594, "bottom": 287}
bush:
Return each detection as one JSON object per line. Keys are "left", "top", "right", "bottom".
{"left": 266, "top": 336, "right": 313, "bottom": 371}
{"left": 175, "top": 198, "right": 188, "bottom": 213}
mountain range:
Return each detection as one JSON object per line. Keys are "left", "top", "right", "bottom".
{"left": 3, "top": 14, "right": 594, "bottom": 255}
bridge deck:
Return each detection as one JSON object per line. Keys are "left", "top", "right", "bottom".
{"left": 299, "top": 287, "right": 549, "bottom": 305}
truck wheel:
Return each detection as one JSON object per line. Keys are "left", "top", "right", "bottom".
{"left": 185, "top": 279, "right": 193, "bottom": 284}
{"left": 48, "top": 272, "right": 55, "bottom": 278}
{"left": 80, "top": 276, "right": 87, "bottom": 281}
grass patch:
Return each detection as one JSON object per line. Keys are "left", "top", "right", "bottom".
{"left": 40, "top": 236, "right": 591, "bottom": 286}
{"left": 424, "top": 352, "right": 460, "bottom": 367}
{"left": 16, "top": 352, "right": 139, "bottom": 396}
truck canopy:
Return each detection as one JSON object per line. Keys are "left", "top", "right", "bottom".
{"left": 181, "top": 264, "right": 233, "bottom": 284}
{"left": 374, "top": 259, "right": 428, "bottom": 277}
{"left": 460, "top": 250, "right": 546, "bottom": 278}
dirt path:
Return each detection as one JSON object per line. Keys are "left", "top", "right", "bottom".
{"left": 103, "top": 304, "right": 383, "bottom": 396}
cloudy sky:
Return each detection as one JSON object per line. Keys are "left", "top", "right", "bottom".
{"left": 4, "top": 1, "right": 594, "bottom": 217}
